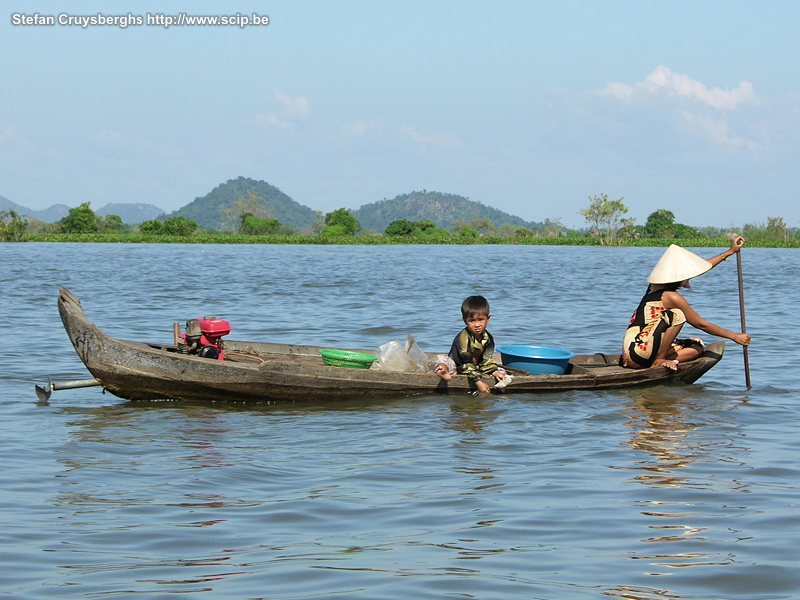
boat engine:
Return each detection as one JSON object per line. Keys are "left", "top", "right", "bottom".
{"left": 179, "top": 317, "right": 231, "bottom": 360}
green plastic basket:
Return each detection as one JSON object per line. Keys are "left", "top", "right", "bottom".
{"left": 319, "top": 349, "right": 377, "bottom": 369}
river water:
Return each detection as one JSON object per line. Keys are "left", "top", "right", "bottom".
{"left": 2, "top": 242, "right": 798, "bottom": 599}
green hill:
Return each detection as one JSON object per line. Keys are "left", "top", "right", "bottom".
{"left": 166, "top": 177, "right": 318, "bottom": 231}
{"left": 352, "top": 191, "right": 534, "bottom": 232}
{"left": 3, "top": 182, "right": 536, "bottom": 234}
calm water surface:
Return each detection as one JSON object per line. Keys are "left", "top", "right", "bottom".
{"left": 1, "top": 243, "right": 798, "bottom": 599}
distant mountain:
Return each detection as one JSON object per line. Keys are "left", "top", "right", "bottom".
{"left": 3, "top": 184, "right": 535, "bottom": 233}
{"left": 29, "top": 204, "right": 72, "bottom": 223}
{"left": 96, "top": 203, "right": 165, "bottom": 225}
{"left": 0, "top": 196, "right": 164, "bottom": 225}
{"left": 352, "top": 190, "right": 534, "bottom": 232}
{"left": 0, "top": 196, "right": 71, "bottom": 223}
{"left": 166, "top": 176, "right": 318, "bottom": 231}
{"left": 0, "top": 195, "right": 24, "bottom": 213}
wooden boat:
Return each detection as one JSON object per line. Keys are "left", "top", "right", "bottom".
{"left": 49, "top": 287, "right": 725, "bottom": 403}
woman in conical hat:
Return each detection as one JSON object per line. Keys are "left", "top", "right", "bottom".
{"left": 621, "top": 236, "right": 751, "bottom": 370}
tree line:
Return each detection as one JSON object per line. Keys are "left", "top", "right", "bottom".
{"left": 575, "top": 193, "right": 795, "bottom": 245}
{"left": 3, "top": 193, "right": 796, "bottom": 245}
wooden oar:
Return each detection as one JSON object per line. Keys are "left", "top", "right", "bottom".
{"left": 35, "top": 376, "right": 102, "bottom": 402}
{"left": 736, "top": 250, "right": 751, "bottom": 389}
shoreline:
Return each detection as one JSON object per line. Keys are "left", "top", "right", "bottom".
{"left": 17, "top": 234, "right": 800, "bottom": 248}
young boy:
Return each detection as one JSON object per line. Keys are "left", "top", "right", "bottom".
{"left": 435, "top": 295, "right": 507, "bottom": 393}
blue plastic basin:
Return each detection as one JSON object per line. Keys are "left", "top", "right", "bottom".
{"left": 496, "top": 345, "right": 576, "bottom": 375}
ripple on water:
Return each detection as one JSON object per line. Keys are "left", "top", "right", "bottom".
{"left": 3, "top": 245, "right": 800, "bottom": 599}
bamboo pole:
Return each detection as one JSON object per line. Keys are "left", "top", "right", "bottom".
{"left": 736, "top": 251, "right": 752, "bottom": 389}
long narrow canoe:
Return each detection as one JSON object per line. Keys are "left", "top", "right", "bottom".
{"left": 55, "top": 287, "right": 725, "bottom": 402}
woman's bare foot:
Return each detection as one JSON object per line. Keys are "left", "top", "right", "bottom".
{"left": 652, "top": 358, "right": 679, "bottom": 371}
{"left": 435, "top": 363, "right": 452, "bottom": 380}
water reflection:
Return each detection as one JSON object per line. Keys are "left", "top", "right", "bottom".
{"left": 618, "top": 388, "right": 748, "bottom": 490}
{"left": 615, "top": 388, "right": 749, "bottom": 579}
{"left": 179, "top": 408, "right": 235, "bottom": 470}
{"left": 445, "top": 395, "right": 497, "bottom": 437}
{"left": 619, "top": 390, "right": 701, "bottom": 488}
{"left": 602, "top": 584, "right": 683, "bottom": 599}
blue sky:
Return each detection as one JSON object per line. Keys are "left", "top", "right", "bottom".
{"left": 2, "top": 1, "right": 798, "bottom": 228}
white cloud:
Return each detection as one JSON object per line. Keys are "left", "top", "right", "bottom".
{"left": 677, "top": 109, "right": 759, "bottom": 151}
{"left": 592, "top": 66, "right": 764, "bottom": 152}
{"left": 0, "top": 125, "right": 34, "bottom": 150}
{"left": 94, "top": 129, "right": 126, "bottom": 144}
{"left": 600, "top": 66, "right": 759, "bottom": 110}
{"left": 252, "top": 113, "right": 293, "bottom": 129}
{"left": 0, "top": 126, "right": 16, "bottom": 143}
{"left": 401, "top": 125, "right": 461, "bottom": 149}
{"left": 341, "top": 120, "right": 375, "bottom": 137}
{"left": 252, "top": 90, "right": 310, "bottom": 131}
{"left": 269, "top": 90, "right": 310, "bottom": 119}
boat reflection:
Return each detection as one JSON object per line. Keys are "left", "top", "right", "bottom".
{"left": 619, "top": 389, "right": 702, "bottom": 488}
{"left": 614, "top": 388, "right": 748, "bottom": 579}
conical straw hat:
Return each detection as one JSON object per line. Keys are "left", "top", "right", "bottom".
{"left": 647, "top": 244, "right": 712, "bottom": 284}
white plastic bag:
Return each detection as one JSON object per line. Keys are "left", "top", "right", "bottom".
{"left": 374, "top": 339, "right": 409, "bottom": 371}
{"left": 404, "top": 335, "right": 430, "bottom": 373}
{"left": 373, "top": 335, "right": 430, "bottom": 372}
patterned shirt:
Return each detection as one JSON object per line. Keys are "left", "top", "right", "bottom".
{"left": 448, "top": 328, "right": 500, "bottom": 382}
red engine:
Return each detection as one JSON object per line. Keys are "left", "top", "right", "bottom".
{"left": 179, "top": 317, "right": 231, "bottom": 360}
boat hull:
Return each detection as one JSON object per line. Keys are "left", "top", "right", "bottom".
{"left": 57, "top": 287, "right": 725, "bottom": 402}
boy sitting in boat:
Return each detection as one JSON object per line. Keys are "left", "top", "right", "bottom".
{"left": 435, "top": 295, "right": 508, "bottom": 393}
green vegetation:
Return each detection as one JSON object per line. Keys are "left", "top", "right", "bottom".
{"left": 240, "top": 214, "right": 282, "bottom": 235}
{"left": 24, "top": 231, "right": 800, "bottom": 248}
{"left": 220, "top": 191, "right": 271, "bottom": 233}
{"left": 102, "top": 214, "right": 125, "bottom": 232}
{"left": 7, "top": 181, "right": 798, "bottom": 248}
{"left": 353, "top": 190, "right": 532, "bottom": 232}
{"left": 743, "top": 216, "right": 793, "bottom": 242}
{"left": 57, "top": 202, "right": 131, "bottom": 235}
{"left": 385, "top": 218, "right": 421, "bottom": 236}
{"left": 138, "top": 216, "right": 198, "bottom": 236}
{"left": 642, "top": 209, "right": 697, "bottom": 238}
{"left": 1, "top": 209, "right": 28, "bottom": 241}
{"left": 384, "top": 219, "right": 451, "bottom": 240}
{"left": 166, "top": 177, "right": 317, "bottom": 231}
{"left": 578, "top": 194, "right": 635, "bottom": 245}
{"left": 59, "top": 202, "right": 101, "bottom": 234}
{"left": 574, "top": 194, "right": 798, "bottom": 247}
{"left": 322, "top": 208, "right": 360, "bottom": 236}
